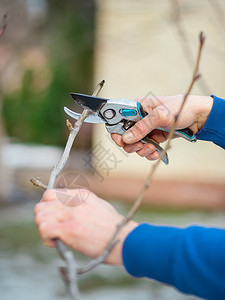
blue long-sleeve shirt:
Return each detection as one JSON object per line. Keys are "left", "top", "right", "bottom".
{"left": 196, "top": 95, "right": 225, "bottom": 149}
{"left": 122, "top": 95, "right": 225, "bottom": 299}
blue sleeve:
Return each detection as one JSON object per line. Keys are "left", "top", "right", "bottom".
{"left": 122, "top": 223, "right": 225, "bottom": 299}
{"left": 196, "top": 95, "right": 225, "bottom": 149}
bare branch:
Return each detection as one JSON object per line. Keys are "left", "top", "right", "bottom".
{"left": 31, "top": 80, "right": 105, "bottom": 300}
{"left": 49, "top": 80, "right": 105, "bottom": 300}
{"left": 55, "top": 239, "right": 80, "bottom": 299}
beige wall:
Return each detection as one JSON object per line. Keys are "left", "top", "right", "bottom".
{"left": 93, "top": 0, "right": 225, "bottom": 183}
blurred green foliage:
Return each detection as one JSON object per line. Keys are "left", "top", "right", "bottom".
{"left": 2, "top": 0, "right": 95, "bottom": 147}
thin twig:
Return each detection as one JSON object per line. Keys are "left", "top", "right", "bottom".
{"left": 78, "top": 32, "right": 205, "bottom": 273}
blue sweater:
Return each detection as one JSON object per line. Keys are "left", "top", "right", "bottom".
{"left": 122, "top": 95, "right": 225, "bottom": 299}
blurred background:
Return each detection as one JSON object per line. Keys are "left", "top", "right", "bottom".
{"left": 0, "top": 0, "right": 225, "bottom": 299}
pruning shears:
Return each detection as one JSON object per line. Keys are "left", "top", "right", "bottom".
{"left": 64, "top": 93, "right": 197, "bottom": 165}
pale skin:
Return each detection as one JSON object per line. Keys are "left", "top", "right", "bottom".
{"left": 34, "top": 95, "right": 213, "bottom": 265}
{"left": 35, "top": 189, "right": 137, "bottom": 265}
{"left": 111, "top": 95, "right": 213, "bottom": 160}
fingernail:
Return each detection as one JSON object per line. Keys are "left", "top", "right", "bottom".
{"left": 123, "top": 131, "right": 134, "bottom": 143}
{"left": 152, "top": 151, "right": 159, "bottom": 160}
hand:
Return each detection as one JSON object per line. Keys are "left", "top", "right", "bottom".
{"left": 34, "top": 189, "right": 138, "bottom": 265}
{"left": 111, "top": 95, "right": 213, "bottom": 161}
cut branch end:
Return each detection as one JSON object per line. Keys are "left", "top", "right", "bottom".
{"left": 30, "top": 177, "right": 47, "bottom": 190}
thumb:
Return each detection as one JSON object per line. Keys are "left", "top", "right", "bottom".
{"left": 122, "top": 107, "right": 171, "bottom": 144}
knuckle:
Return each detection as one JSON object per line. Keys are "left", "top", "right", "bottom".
{"left": 160, "top": 109, "right": 169, "bottom": 122}
{"left": 139, "top": 97, "right": 151, "bottom": 107}
{"left": 154, "top": 106, "right": 173, "bottom": 126}
{"left": 139, "top": 97, "right": 157, "bottom": 112}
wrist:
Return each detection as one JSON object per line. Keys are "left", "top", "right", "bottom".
{"left": 189, "top": 96, "right": 213, "bottom": 134}
{"left": 106, "top": 219, "right": 138, "bottom": 265}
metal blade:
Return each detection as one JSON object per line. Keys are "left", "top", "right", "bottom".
{"left": 64, "top": 107, "right": 105, "bottom": 124}
{"left": 70, "top": 93, "right": 108, "bottom": 112}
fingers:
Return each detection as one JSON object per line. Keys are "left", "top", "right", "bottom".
{"left": 122, "top": 106, "right": 173, "bottom": 144}
{"left": 136, "top": 144, "right": 156, "bottom": 157}
{"left": 35, "top": 195, "right": 66, "bottom": 247}
{"left": 35, "top": 210, "right": 58, "bottom": 247}
{"left": 111, "top": 132, "right": 158, "bottom": 156}
{"left": 123, "top": 141, "right": 143, "bottom": 153}
{"left": 110, "top": 103, "right": 172, "bottom": 162}
{"left": 111, "top": 130, "right": 163, "bottom": 161}
{"left": 35, "top": 199, "right": 73, "bottom": 247}
{"left": 38, "top": 221, "right": 60, "bottom": 247}
{"left": 35, "top": 204, "right": 65, "bottom": 224}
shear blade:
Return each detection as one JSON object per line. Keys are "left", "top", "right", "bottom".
{"left": 64, "top": 107, "right": 105, "bottom": 124}
{"left": 70, "top": 93, "right": 108, "bottom": 112}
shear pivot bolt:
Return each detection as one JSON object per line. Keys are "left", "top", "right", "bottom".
{"left": 103, "top": 109, "right": 115, "bottom": 119}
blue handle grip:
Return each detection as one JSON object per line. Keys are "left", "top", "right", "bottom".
{"left": 137, "top": 102, "right": 196, "bottom": 143}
